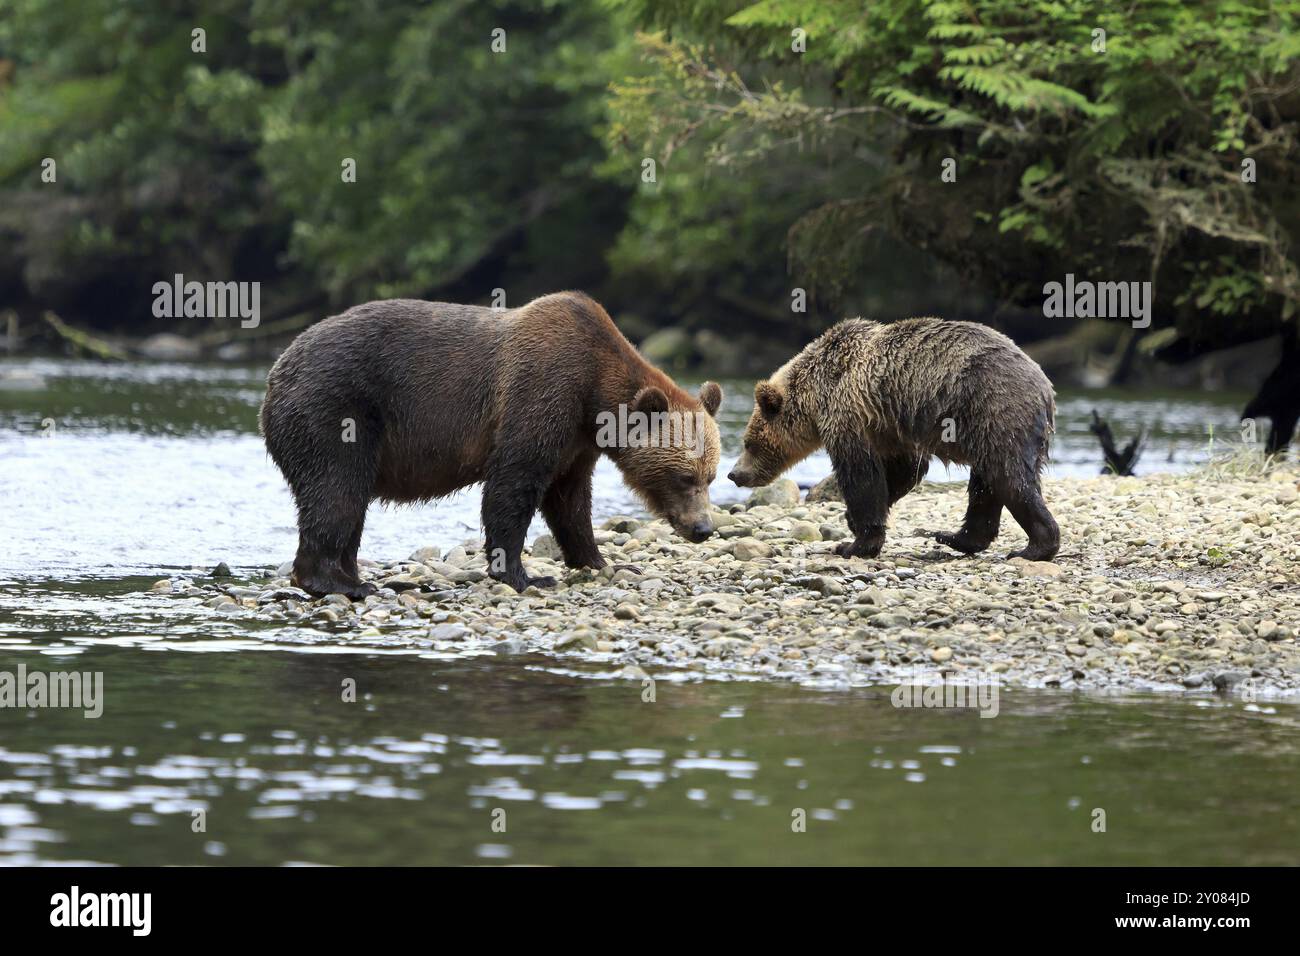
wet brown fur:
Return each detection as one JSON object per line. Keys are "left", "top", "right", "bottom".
{"left": 261, "top": 292, "right": 721, "bottom": 597}
{"left": 731, "top": 317, "right": 1059, "bottom": 561}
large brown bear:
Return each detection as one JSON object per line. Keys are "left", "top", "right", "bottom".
{"left": 728, "top": 317, "right": 1059, "bottom": 561}
{"left": 260, "top": 292, "right": 722, "bottom": 598}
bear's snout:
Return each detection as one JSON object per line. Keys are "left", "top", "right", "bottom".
{"left": 728, "top": 448, "right": 765, "bottom": 488}
{"left": 685, "top": 517, "right": 714, "bottom": 542}
{"left": 669, "top": 514, "right": 713, "bottom": 543}
{"left": 728, "top": 466, "right": 755, "bottom": 487}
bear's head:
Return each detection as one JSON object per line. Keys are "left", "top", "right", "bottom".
{"left": 728, "top": 373, "right": 820, "bottom": 487}
{"left": 616, "top": 381, "right": 723, "bottom": 543}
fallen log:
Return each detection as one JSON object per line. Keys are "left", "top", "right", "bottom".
{"left": 41, "top": 311, "right": 128, "bottom": 361}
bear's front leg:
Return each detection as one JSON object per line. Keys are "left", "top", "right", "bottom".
{"left": 481, "top": 403, "right": 588, "bottom": 591}
{"left": 540, "top": 451, "right": 607, "bottom": 571}
{"left": 827, "top": 439, "right": 889, "bottom": 559}
{"left": 883, "top": 454, "right": 928, "bottom": 507}
{"left": 482, "top": 469, "right": 560, "bottom": 593}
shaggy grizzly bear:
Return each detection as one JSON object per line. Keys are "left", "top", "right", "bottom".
{"left": 261, "top": 292, "right": 722, "bottom": 598}
{"left": 729, "top": 317, "right": 1059, "bottom": 561}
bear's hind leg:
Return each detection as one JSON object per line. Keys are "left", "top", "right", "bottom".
{"left": 281, "top": 425, "right": 378, "bottom": 601}
{"left": 293, "top": 500, "right": 374, "bottom": 600}
{"left": 339, "top": 514, "right": 373, "bottom": 595}
{"left": 540, "top": 451, "right": 606, "bottom": 571}
{"left": 828, "top": 439, "right": 889, "bottom": 558}
{"left": 1004, "top": 482, "right": 1059, "bottom": 561}
{"left": 936, "top": 470, "right": 1002, "bottom": 555}
{"left": 1001, "top": 411, "right": 1059, "bottom": 561}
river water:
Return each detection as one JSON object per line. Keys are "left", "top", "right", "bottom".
{"left": 1, "top": 358, "right": 1295, "bottom": 865}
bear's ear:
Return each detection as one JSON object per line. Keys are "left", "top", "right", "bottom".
{"left": 632, "top": 386, "right": 669, "bottom": 415}
{"left": 698, "top": 382, "right": 722, "bottom": 418}
{"left": 755, "top": 381, "right": 784, "bottom": 420}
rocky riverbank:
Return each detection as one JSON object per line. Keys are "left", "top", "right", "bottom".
{"left": 159, "top": 465, "right": 1300, "bottom": 696}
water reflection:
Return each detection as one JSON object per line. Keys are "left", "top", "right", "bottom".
{"left": 1, "top": 639, "right": 1296, "bottom": 866}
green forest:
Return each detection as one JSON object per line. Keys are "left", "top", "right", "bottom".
{"left": 2, "top": 0, "right": 1298, "bottom": 408}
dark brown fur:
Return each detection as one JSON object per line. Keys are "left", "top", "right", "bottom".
{"left": 261, "top": 292, "right": 721, "bottom": 597}
{"left": 730, "top": 317, "right": 1059, "bottom": 561}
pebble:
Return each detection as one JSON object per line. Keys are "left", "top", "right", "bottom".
{"left": 790, "top": 521, "right": 821, "bottom": 542}
{"left": 555, "top": 631, "right": 599, "bottom": 652}
{"left": 1016, "top": 560, "right": 1063, "bottom": 577}
{"left": 1212, "top": 671, "right": 1250, "bottom": 692}
{"left": 733, "top": 538, "right": 773, "bottom": 561}
{"left": 429, "top": 623, "right": 471, "bottom": 641}
{"left": 747, "top": 479, "right": 801, "bottom": 508}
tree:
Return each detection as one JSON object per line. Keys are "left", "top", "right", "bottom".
{"left": 0, "top": 0, "right": 628, "bottom": 331}
{"left": 609, "top": 0, "right": 1300, "bottom": 447}
{"left": 257, "top": 0, "right": 627, "bottom": 304}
